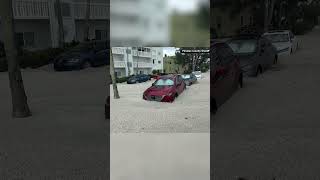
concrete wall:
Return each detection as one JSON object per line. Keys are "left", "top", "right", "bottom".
{"left": 75, "top": 20, "right": 108, "bottom": 41}
{"left": 14, "top": 20, "right": 51, "bottom": 50}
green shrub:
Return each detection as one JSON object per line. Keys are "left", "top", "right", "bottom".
{"left": 293, "top": 20, "right": 315, "bottom": 35}
{"left": 116, "top": 76, "right": 130, "bottom": 83}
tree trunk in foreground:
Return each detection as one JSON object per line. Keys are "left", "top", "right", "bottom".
{"left": 84, "top": 0, "right": 91, "bottom": 41}
{"left": 110, "top": 49, "right": 120, "bottom": 99}
{"left": 1, "top": 0, "right": 31, "bottom": 118}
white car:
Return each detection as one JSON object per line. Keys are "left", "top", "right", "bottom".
{"left": 192, "top": 71, "right": 202, "bottom": 80}
{"left": 262, "top": 30, "right": 299, "bottom": 56}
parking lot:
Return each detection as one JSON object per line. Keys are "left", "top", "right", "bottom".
{"left": 213, "top": 27, "right": 320, "bottom": 178}
{"left": 110, "top": 72, "right": 210, "bottom": 133}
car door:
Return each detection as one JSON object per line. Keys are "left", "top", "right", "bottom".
{"left": 211, "top": 44, "right": 228, "bottom": 106}
{"left": 263, "top": 38, "right": 275, "bottom": 67}
{"left": 176, "top": 76, "right": 184, "bottom": 94}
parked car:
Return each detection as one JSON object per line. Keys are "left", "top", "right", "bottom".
{"left": 54, "top": 40, "right": 108, "bottom": 71}
{"left": 211, "top": 42, "right": 243, "bottom": 114}
{"left": 227, "top": 34, "right": 277, "bottom": 77}
{"left": 105, "top": 96, "right": 110, "bottom": 119}
{"left": 143, "top": 74, "right": 186, "bottom": 102}
{"left": 181, "top": 73, "right": 197, "bottom": 86}
{"left": 192, "top": 71, "right": 202, "bottom": 80}
{"left": 127, "top": 74, "right": 151, "bottom": 84}
{"left": 262, "top": 30, "right": 298, "bottom": 56}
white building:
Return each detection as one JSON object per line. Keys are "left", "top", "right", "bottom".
{"left": 0, "top": 0, "right": 109, "bottom": 50}
{"left": 112, "top": 47, "right": 163, "bottom": 77}
{"left": 110, "top": 0, "right": 170, "bottom": 46}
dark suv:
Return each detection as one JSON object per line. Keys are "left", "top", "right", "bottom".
{"left": 54, "top": 40, "right": 108, "bottom": 71}
{"left": 127, "top": 74, "right": 151, "bottom": 84}
{"left": 211, "top": 42, "right": 243, "bottom": 114}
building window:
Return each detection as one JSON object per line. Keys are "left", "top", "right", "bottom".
{"left": 16, "top": 32, "right": 35, "bottom": 48}
{"left": 115, "top": 71, "right": 121, "bottom": 77}
{"left": 61, "top": 3, "right": 71, "bottom": 17}
{"left": 95, "top": 30, "right": 108, "bottom": 40}
{"left": 158, "top": 61, "right": 161, "bottom": 64}
{"left": 153, "top": 59, "right": 155, "bottom": 64}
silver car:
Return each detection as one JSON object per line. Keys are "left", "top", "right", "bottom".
{"left": 227, "top": 35, "right": 278, "bottom": 77}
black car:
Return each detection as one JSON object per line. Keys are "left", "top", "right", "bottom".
{"left": 54, "top": 40, "right": 108, "bottom": 71}
{"left": 181, "top": 73, "right": 197, "bottom": 86}
{"left": 127, "top": 74, "right": 151, "bottom": 84}
{"left": 227, "top": 34, "right": 278, "bottom": 77}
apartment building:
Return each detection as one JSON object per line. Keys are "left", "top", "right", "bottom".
{"left": 112, "top": 47, "right": 163, "bottom": 77}
{"left": 110, "top": 0, "right": 170, "bottom": 46}
{"left": 0, "top": 0, "right": 109, "bottom": 50}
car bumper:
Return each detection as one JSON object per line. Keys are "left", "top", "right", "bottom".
{"left": 143, "top": 94, "right": 174, "bottom": 102}
{"left": 54, "top": 63, "right": 82, "bottom": 71}
{"left": 241, "top": 65, "right": 256, "bottom": 77}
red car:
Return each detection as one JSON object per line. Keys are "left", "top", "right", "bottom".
{"left": 143, "top": 74, "right": 186, "bottom": 102}
{"left": 211, "top": 42, "right": 243, "bottom": 114}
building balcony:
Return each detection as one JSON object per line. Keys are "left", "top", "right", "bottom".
{"left": 12, "top": 0, "right": 109, "bottom": 20}
{"left": 74, "top": 2, "right": 109, "bottom": 20}
{"left": 114, "top": 61, "right": 126, "bottom": 68}
{"left": 112, "top": 47, "right": 125, "bottom": 54}
{"left": 132, "top": 50, "right": 151, "bottom": 58}
{"left": 133, "top": 62, "right": 153, "bottom": 68}
{"left": 13, "top": 0, "right": 50, "bottom": 19}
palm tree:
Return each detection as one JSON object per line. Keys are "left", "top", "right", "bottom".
{"left": 110, "top": 49, "right": 120, "bottom": 99}
{"left": 84, "top": 0, "right": 91, "bottom": 41}
{"left": 0, "top": 0, "right": 31, "bottom": 117}
{"left": 56, "top": 0, "right": 64, "bottom": 48}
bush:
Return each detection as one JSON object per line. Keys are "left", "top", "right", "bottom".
{"left": 293, "top": 20, "right": 315, "bottom": 35}
{"left": 116, "top": 76, "right": 130, "bottom": 83}
{"left": 18, "top": 48, "right": 65, "bottom": 68}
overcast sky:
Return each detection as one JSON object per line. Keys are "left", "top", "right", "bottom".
{"left": 163, "top": 47, "right": 177, "bottom": 57}
{"left": 168, "top": 0, "right": 207, "bottom": 13}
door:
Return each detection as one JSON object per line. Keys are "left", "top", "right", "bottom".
{"left": 211, "top": 45, "right": 228, "bottom": 106}
{"left": 175, "top": 76, "right": 184, "bottom": 94}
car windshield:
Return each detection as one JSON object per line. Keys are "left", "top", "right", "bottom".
{"left": 181, "top": 75, "right": 191, "bottom": 79}
{"left": 264, "top": 34, "right": 289, "bottom": 43}
{"left": 155, "top": 79, "right": 174, "bottom": 86}
{"left": 228, "top": 40, "right": 257, "bottom": 54}
{"left": 71, "top": 43, "right": 93, "bottom": 52}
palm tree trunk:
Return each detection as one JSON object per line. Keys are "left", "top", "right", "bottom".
{"left": 84, "top": 0, "right": 91, "bottom": 41}
{"left": 264, "top": 0, "right": 269, "bottom": 32}
{"left": 56, "top": 0, "right": 64, "bottom": 48}
{"left": 110, "top": 49, "right": 120, "bottom": 99}
{"left": 0, "top": 0, "right": 31, "bottom": 118}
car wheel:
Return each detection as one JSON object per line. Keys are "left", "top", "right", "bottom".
{"left": 82, "top": 61, "right": 90, "bottom": 69}
{"left": 273, "top": 55, "right": 278, "bottom": 64}
{"left": 239, "top": 74, "right": 243, "bottom": 88}
{"left": 254, "top": 66, "right": 261, "bottom": 77}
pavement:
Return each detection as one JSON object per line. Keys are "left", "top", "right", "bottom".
{"left": 110, "top": 72, "right": 210, "bottom": 133}
{"left": 0, "top": 66, "right": 108, "bottom": 179}
{"left": 212, "top": 28, "right": 320, "bottom": 179}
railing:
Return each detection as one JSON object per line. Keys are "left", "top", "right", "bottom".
{"left": 113, "top": 61, "right": 126, "bottom": 68}
{"left": 13, "top": 0, "right": 49, "bottom": 19}
{"left": 112, "top": 48, "right": 125, "bottom": 54}
{"left": 74, "top": 2, "right": 109, "bottom": 20}
{"left": 133, "top": 62, "right": 153, "bottom": 68}
{"left": 132, "top": 50, "right": 151, "bottom": 58}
